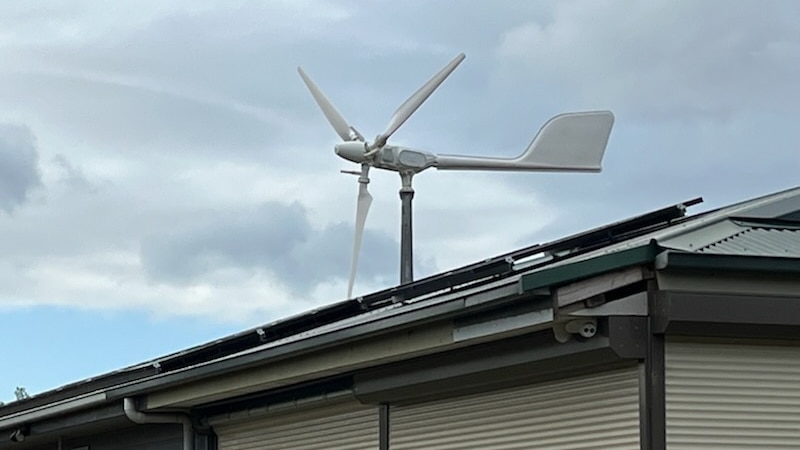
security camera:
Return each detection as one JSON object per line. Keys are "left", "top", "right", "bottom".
{"left": 553, "top": 318, "right": 598, "bottom": 343}
{"left": 9, "top": 427, "right": 28, "bottom": 443}
{"left": 565, "top": 318, "right": 597, "bottom": 338}
{"left": 579, "top": 321, "right": 597, "bottom": 338}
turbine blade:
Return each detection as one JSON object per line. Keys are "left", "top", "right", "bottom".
{"left": 298, "top": 66, "right": 355, "bottom": 141}
{"left": 347, "top": 169, "right": 373, "bottom": 299}
{"left": 374, "top": 53, "right": 465, "bottom": 147}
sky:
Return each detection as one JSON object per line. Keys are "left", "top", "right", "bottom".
{"left": 1, "top": 0, "right": 799, "bottom": 403}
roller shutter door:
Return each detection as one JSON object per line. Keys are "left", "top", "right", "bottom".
{"left": 391, "top": 366, "right": 641, "bottom": 449}
{"left": 214, "top": 400, "right": 378, "bottom": 450}
{"left": 666, "top": 340, "right": 800, "bottom": 449}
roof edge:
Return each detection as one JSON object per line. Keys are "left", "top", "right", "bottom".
{"left": 520, "top": 241, "right": 662, "bottom": 293}
{"left": 655, "top": 250, "right": 800, "bottom": 274}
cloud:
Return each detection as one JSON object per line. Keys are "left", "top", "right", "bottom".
{"left": 455, "top": 0, "right": 800, "bottom": 237}
{"left": 52, "top": 154, "right": 97, "bottom": 192}
{"left": 495, "top": 0, "right": 800, "bottom": 121}
{"left": 0, "top": 124, "right": 42, "bottom": 213}
{"left": 0, "top": 70, "right": 290, "bottom": 160}
{"left": 140, "top": 201, "right": 403, "bottom": 295}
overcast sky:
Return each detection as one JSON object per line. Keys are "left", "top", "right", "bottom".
{"left": 1, "top": 0, "right": 799, "bottom": 402}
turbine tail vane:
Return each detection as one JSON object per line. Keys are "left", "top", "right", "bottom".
{"left": 435, "top": 111, "right": 614, "bottom": 172}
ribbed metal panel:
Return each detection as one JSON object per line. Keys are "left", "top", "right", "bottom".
{"left": 215, "top": 401, "right": 378, "bottom": 450}
{"left": 698, "top": 227, "right": 800, "bottom": 257}
{"left": 391, "top": 366, "right": 640, "bottom": 450}
{"left": 666, "top": 341, "right": 800, "bottom": 449}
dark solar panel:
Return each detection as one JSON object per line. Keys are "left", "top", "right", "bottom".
{"left": 358, "top": 197, "right": 703, "bottom": 308}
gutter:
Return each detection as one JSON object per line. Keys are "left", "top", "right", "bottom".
{"left": 123, "top": 398, "right": 193, "bottom": 450}
{"left": 0, "top": 392, "right": 106, "bottom": 430}
{"left": 655, "top": 251, "right": 800, "bottom": 274}
{"left": 106, "top": 276, "right": 529, "bottom": 401}
{"left": 108, "top": 297, "right": 467, "bottom": 400}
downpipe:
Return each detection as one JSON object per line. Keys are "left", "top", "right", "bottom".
{"left": 123, "top": 398, "right": 194, "bottom": 450}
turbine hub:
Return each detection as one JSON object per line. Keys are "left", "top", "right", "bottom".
{"left": 334, "top": 142, "right": 368, "bottom": 164}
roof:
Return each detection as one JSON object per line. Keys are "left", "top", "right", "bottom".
{"left": 0, "top": 189, "right": 704, "bottom": 412}
{"left": 697, "top": 223, "right": 800, "bottom": 257}
{"left": 520, "top": 186, "right": 800, "bottom": 292}
{"left": 4, "top": 185, "right": 800, "bottom": 423}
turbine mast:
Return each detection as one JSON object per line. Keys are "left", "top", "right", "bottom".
{"left": 399, "top": 172, "right": 415, "bottom": 284}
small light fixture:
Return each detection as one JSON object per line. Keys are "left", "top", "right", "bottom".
{"left": 9, "top": 426, "right": 29, "bottom": 443}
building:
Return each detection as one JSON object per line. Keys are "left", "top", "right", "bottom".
{"left": 3, "top": 186, "right": 800, "bottom": 450}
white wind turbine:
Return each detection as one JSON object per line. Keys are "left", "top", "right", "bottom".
{"left": 298, "top": 53, "right": 614, "bottom": 299}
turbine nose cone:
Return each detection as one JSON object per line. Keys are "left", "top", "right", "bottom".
{"left": 334, "top": 142, "right": 367, "bottom": 164}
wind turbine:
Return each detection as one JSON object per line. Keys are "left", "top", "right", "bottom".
{"left": 298, "top": 53, "right": 614, "bottom": 299}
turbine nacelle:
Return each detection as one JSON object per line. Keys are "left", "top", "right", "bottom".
{"left": 335, "top": 142, "right": 436, "bottom": 172}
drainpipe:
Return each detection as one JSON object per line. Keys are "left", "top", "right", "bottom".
{"left": 123, "top": 398, "right": 194, "bottom": 450}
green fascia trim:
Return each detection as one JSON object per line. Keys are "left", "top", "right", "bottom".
{"left": 659, "top": 251, "right": 800, "bottom": 274}
{"left": 520, "top": 241, "right": 661, "bottom": 292}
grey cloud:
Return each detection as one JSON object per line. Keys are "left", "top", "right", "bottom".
{"left": 0, "top": 4, "right": 451, "bottom": 166}
{"left": 0, "top": 2, "right": 517, "bottom": 163}
{"left": 495, "top": 0, "right": 800, "bottom": 121}
{"left": 0, "top": 71, "right": 283, "bottom": 158}
{"left": 7, "top": 1, "right": 796, "bottom": 163}
{"left": 52, "top": 154, "right": 97, "bottom": 193}
{"left": 140, "top": 201, "right": 420, "bottom": 295}
{"left": 0, "top": 124, "right": 42, "bottom": 213}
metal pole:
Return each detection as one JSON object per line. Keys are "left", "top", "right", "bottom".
{"left": 399, "top": 172, "right": 414, "bottom": 284}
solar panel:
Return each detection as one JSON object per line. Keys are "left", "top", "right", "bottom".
{"left": 358, "top": 197, "right": 703, "bottom": 308}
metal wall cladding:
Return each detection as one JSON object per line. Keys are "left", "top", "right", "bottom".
{"left": 390, "top": 367, "right": 641, "bottom": 450}
{"left": 63, "top": 424, "right": 183, "bottom": 450}
{"left": 215, "top": 401, "right": 378, "bottom": 450}
{"left": 666, "top": 341, "right": 800, "bottom": 449}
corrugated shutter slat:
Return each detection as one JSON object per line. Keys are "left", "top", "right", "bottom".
{"left": 216, "top": 401, "right": 378, "bottom": 450}
{"left": 666, "top": 341, "right": 800, "bottom": 449}
{"left": 391, "top": 367, "right": 640, "bottom": 450}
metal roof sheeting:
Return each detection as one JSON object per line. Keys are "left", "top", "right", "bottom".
{"left": 697, "top": 227, "right": 800, "bottom": 258}
{"left": 519, "top": 186, "right": 800, "bottom": 272}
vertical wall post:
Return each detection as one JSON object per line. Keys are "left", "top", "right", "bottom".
{"left": 379, "top": 404, "right": 391, "bottom": 450}
{"left": 642, "top": 283, "right": 666, "bottom": 450}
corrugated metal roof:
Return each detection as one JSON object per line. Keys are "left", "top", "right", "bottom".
{"left": 517, "top": 186, "right": 800, "bottom": 272}
{"left": 697, "top": 226, "right": 800, "bottom": 257}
